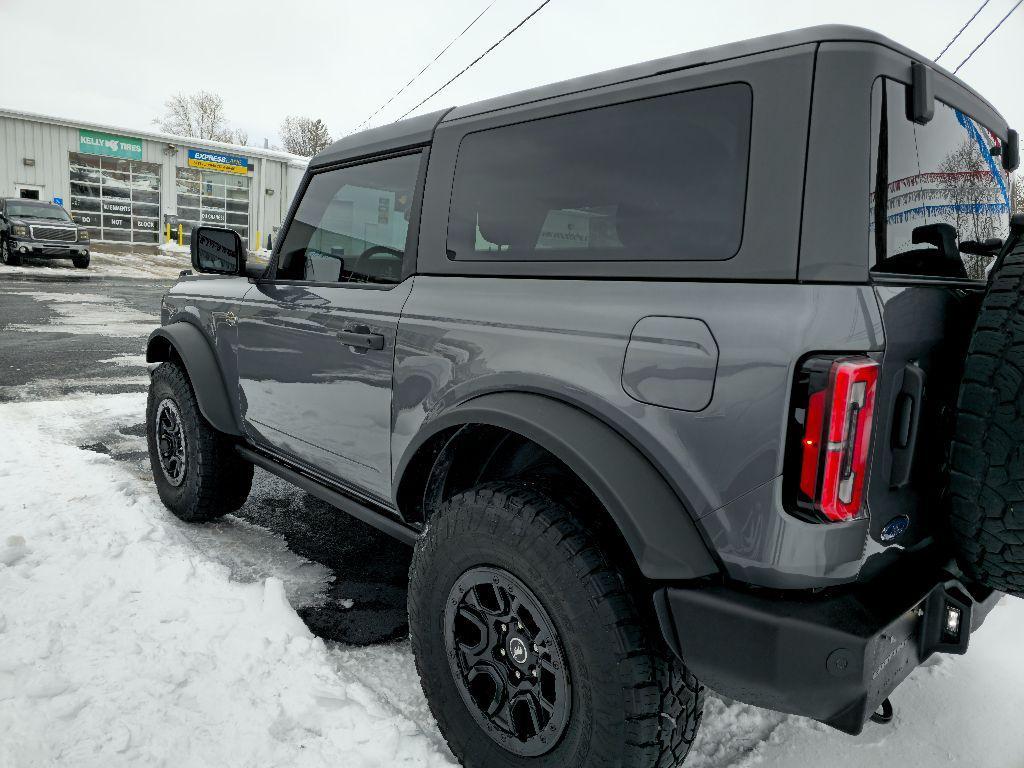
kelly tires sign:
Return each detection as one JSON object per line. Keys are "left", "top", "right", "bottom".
{"left": 78, "top": 129, "right": 143, "bottom": 160}
{"left": 187, "top": 149, "right": 249, "bottom": 175}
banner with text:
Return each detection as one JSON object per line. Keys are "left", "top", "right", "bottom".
{"left": 79, "top": 129, "right": 143, "bottom": 160}
{"left": 187, "top": 149, "right": 249, "bottom": 175}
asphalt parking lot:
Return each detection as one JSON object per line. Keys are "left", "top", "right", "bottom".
{"left": 0, "top": 268, "right": 411, "bottom": 645}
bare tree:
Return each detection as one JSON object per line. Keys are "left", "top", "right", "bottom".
{"left": 937, "top": 140, "right": 1004, "bottom": 278}
{"left": 1012, "top": 176, "right": 1024, "bottom": 216}
{"left": 279, "top": 116, "right": 332, "bottom": 157}
{"left": 155, "top": 91, "right": 247, "bottom": 144}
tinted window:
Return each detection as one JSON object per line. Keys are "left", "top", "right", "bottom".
{"left": 276, "top": 153, "right": 421, "bottom": 284}
{"left": 870, "top": 78, "right": 1013, "bottom": 279}
{"left": 6, "top": 202, "right": 71, "bottom": 220}
{"left": 447, "top": 84, "right": 752, "bottom": 262}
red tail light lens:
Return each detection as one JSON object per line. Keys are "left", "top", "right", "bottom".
{"left": 789, "top": 356, "right": 879, "bottom": 522}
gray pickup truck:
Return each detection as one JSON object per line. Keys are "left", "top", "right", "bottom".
{"left": 145, "top": 26, "right": 1021, "bottom": 768}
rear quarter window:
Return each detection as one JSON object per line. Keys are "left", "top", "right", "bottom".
{"left": 870, "top": 78, "right": 1014, "bottom": 280}
{"left": 446, "top": 83, "right": 752, "bottom": 262}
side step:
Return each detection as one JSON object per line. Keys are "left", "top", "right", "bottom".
{"left": 235, "top": 445, "right": 420, "bottom": 546}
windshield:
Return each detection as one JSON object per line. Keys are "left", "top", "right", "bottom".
{"left": 7, "top": 202, "right": 72, "bottom": 221}
{"left": 870, "top": 78, "right": 1014, "bottom": 280}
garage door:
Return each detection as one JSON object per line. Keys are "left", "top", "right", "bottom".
{"left": 68, "top": 152, "right": 161, "bottom": 244}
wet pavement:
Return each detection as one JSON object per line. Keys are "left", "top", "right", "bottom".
{"left": 0, "top": 268, "right": 411, "bottom": 645}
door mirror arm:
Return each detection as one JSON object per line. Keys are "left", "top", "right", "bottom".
{"left": 244, "top": 261, "right": 267, "bottom": 280}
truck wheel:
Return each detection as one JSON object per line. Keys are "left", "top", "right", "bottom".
{"left": 949, "top": 236, "right": 1024, "bottom": 596}
{"left": 1, "top": 240, "right": 21, "bottom": 266}
{"left": 408, "top": 483, "right": 704, "bottom": 768}
{"left": 146, "top": 361, "right": 253, "bottom": 522}
{"left": 72, "top": 254, "right": 90, "bottom": 269}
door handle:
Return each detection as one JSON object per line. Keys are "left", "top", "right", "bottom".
{"left": 338, "top": 326, "right": 384, "bottom": 351}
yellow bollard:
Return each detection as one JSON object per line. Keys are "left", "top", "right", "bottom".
{"left": 165, "top": 222, "right": 170, "bottom": 243}
{"left": 256, "top": 230, "right": 261, "bottom": 251}
{"left": 178, "top": 224, "right": 183, "bottom": 246}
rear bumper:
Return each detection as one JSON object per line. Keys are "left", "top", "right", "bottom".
{"left": 654, "top": 563, "right": 1000, "bottom": 735}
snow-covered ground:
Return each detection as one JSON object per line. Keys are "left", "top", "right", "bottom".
{"left": 1, "top": 395, "right": 1023, "bottom": 767}
{"left": 1, "top": 249, "right": 191, "bottom": 280}
{"left": 1, "top": 244, "right": 271, "bottom": 281}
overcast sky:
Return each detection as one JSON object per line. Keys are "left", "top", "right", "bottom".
{"left": 1, "top": 0, "right": 1019, "bottom": 148}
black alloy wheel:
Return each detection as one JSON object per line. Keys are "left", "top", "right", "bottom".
{"left": 444, "top": 566, "right": 571, "bottom": 757}
{"left": 1, "top": 239, "right": 21, "bottom": 266}
{"left": 155, "top": 397, "right": 188, "bottom": 487}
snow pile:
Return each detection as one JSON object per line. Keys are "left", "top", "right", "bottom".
{"left": 1, "top": 249, "right": 190, "bottom": 279}
{"left": 0, "top": 395, "right": 454, "bottom": 768}
{"left": 1, "top": 391, "right": 1023, "bottom": 767}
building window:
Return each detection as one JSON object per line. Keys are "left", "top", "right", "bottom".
{"left": 175, "top": 168, "right": 251, "bottom": 246}
{"left": 69, "top": 152, "right": 161, "bottom": 244}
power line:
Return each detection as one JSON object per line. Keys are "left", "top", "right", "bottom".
{"left": 397, "top": 0, "right": 555, "bottom": 121}
{"left": 954, "top": 0, "right": 1023, "bottom": 73}
{"left": 352, "top": 0, "right": 500, "bottom": 133}
{"left": 934, "top": 0, "right": 990, "bottom": 61}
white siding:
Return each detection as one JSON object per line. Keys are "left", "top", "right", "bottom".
{"left": 0, "top": 111, "right": 307, "bottom": 247}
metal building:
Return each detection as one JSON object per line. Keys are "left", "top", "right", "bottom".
{"left": 0, "top": 108, "right": 308, "bottom": 249}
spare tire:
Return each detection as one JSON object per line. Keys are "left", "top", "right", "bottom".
{"left": 949, "top": 224, "right": 1024, "bottom": 596}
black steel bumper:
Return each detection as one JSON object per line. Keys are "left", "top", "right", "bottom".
{"left": 654, "top": 562, "right": 1000, "bottom": 735}
{"left": 9, "top": 240, "right": 89, "bottom": 258}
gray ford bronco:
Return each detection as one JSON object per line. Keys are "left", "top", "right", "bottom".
{"left": 146, "top": 26, "right": 1022, "bottom": 767}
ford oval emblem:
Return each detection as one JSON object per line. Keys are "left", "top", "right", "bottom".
{"left": 881, "top": 516, "right": 910, "bottom": 542}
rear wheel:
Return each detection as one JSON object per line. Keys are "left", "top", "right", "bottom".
{"left": 949, "top": 235, "right": 1024, "bottom": 596}
{"left": 408, "top": 483, "right": 704, "bottom": 767}
{"left": 146, "top": 361, "right": 253, "bottom": 522}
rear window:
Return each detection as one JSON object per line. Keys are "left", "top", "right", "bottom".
{"left": 870, "top": 78, "right": 1013, "bottom": 280}
{"left": 446, "top": 83, "right": 752, "bottom": 262}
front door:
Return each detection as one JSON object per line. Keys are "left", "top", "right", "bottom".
{"left": 236, "top": 152, "right": 423, "bottom": 505}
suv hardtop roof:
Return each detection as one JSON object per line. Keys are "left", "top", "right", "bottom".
{"left": 313, "top": 24, "right": 1006, "bottom": 169}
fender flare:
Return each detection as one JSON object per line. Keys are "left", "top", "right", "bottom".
{"left": 396, "top": 391, "right": 719, "bottom": 580}
{"left": 146, "top": 323, "right": 242, "bottom": 436}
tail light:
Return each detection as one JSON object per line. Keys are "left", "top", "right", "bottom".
{"left": 787, "top": 356, "right": 879, "bottom": 522}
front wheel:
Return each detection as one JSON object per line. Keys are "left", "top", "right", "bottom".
{"left": 146, "top": 361, "right": 253, "bottom": 522}
{"left": 0, "top": 240, "right": 21, "bottom": 266}
{"left": 409, "top": 483, "right": 704, "bottom": 768}
{"left": 72, "top": 254, "right": 90, "bottom": 269}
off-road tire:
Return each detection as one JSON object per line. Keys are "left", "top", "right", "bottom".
{"left": 0, "top": 240, "right": 21, "bottom": 266}
{"left": 146, "top": 361, "right": 253, "bottom": 522}
{"left": 949, "top": 236, "right": 1024, "bottom": 596}
{"left": 409, "top": 483, "right": 704, "bottom": 768}
{"left": 72, "top": 254, "right": 90, "bottom": 269}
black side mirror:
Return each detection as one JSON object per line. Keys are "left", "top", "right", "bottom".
{"left": 190, "top": 226, "right": 245, "bottom": 275}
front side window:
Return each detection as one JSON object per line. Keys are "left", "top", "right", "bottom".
{"left": 446, "top": 83, "right": 752, "bottom": 262}
{"left": 870, "top": 78, "right": 1013, "bottom": 279}
{"left": 276, "top": 153, "right": 421, "bottom": 284}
